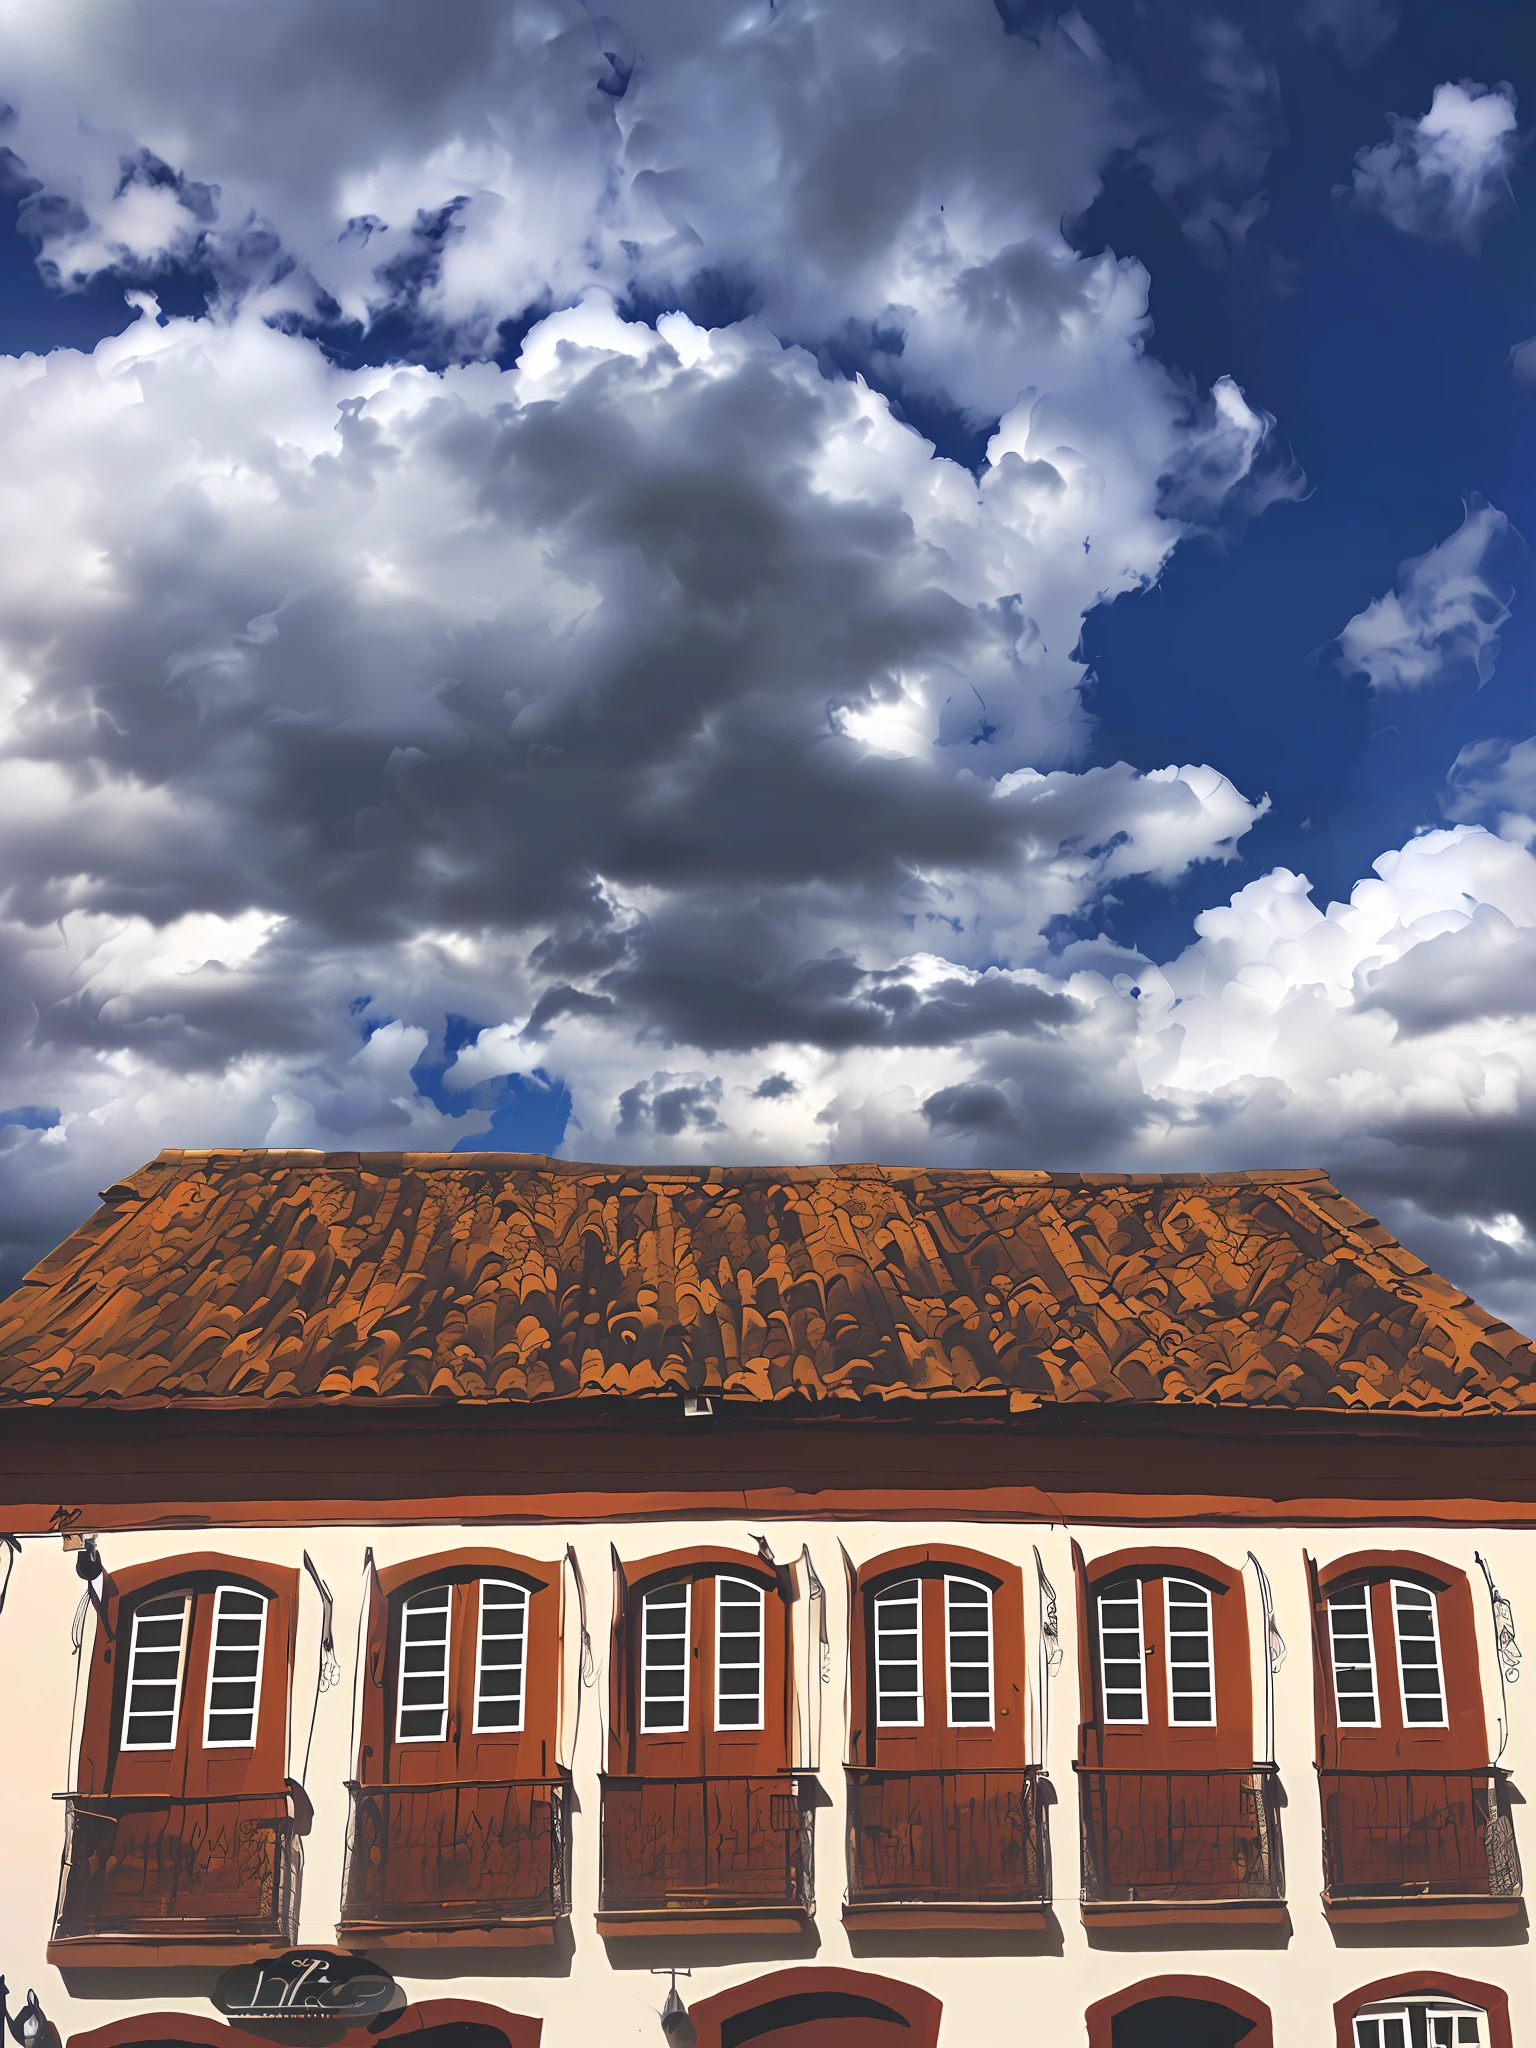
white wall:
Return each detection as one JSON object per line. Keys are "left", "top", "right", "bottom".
{"left": 0, "top": 1515, "right": 1528, "bottom": 2045}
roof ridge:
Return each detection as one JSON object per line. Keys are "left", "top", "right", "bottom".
{"left": 143, "top": 1148, "right": 1335, "bottom": 1190}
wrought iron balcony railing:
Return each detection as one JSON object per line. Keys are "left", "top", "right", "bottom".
{"left": 1319, "top": 1768, "right": 1521, "bottom": 1903}
{"left": 1077, "top": 1765, "right": 1284, "bottom": 1905}
{"left": 52, "top": 1786, "right": 307, "bottom": 1941}
{"left": 339, "top": 1777, "right": 570, "bottom": 1931}
{"left": 599, "top": 1774, "right": 813, "bottom": 1916}
{"left": 846, "top": 1766, "right": 1049, "bottom": 1908}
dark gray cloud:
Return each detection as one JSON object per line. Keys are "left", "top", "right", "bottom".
{"left": 3, "top": 0, "right": 1536, "bottom": 1346}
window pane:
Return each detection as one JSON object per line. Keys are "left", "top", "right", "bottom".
{"left": 1393, "top": 1581, "right": 1447, "bottom": 1727}
{"left": 204, "top": 1585, "right": 269, "bottom": 1747}
{"left": 1165, "top": 1577, "right": 1215, "bottom": 1726}
{"left": 396, "top": 1584, "right": 451, "bottom": 1742}
{"left": 474, "top": 1579, "right": 528, "bottom": 1733}
{"left": 715, "top": 1576, "right": 764, "bottom": 1730}
{"left": 123, "top": 1593, "right": 189, "bottom": 1750}
{"left": 1328, "top": 1584, "right": 1379, "bottom": 1726}
{"left": 946, "top": 1576, "right": 994, "bottom": 1727}
{"left": 1098, "top": 1580, "right": 1146, "bottom": 1724}
{"left": 875, "top": 1579, "right": 923, "bottom": 1728}
{"left": 641, "top": 1582, "right": 691, "bottom": 1733}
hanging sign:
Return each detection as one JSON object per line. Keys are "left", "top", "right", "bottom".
{"left": 213, "top": 1953, "right": 404, "bottom": 2023}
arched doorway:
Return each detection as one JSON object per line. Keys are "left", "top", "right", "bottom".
{"left": 690, "top": 1968, "right": 940, "bottom": 2048}
{"left": 1087, "top": 1977, "right": 1273, "bottom": 2048}
{"left": 68, "top": 1999, "right": 542, "bottom": 2048}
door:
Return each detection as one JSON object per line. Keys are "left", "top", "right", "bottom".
{"left": 861, "top": 1566, "right": 1023, "bottom": 1900}
{"left": 627, "top": 1568, "right": 787, "bottom": 1903}
{"left": 1087, "top": 1568, "right": 1255, "bottom": 1900}
{"left": 1319, "top": 1568, "right": 1493, "bottom": 1897}
{"left": 350, "top": 1560, "right": 559, "bottom": 1922}
{"left": 99, "top": 1572, "right": 281, "bottom": 1927}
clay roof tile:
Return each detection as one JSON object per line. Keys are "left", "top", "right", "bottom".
{"left": 1, "top": 1152, "right": 1530, "bottom": 1416}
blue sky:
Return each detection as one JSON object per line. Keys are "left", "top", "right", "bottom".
{"left": 2, "top": 0, "right": 1536, "bottom": 1322}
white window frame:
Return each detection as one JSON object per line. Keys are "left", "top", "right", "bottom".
{"left": 202, "top": 1584, "right": 269, "bottom": 1749}
{"left": 121, "top": 1592, "right": 190, "bottom": 1752}
{"left": 1163, "top": 1575, "right": 1217, "bottom": 1728}
{"left": 874, "top": 1578, "right": 924, "bottom": 1729}
{"left": 395, "top": 1583, "right": 452, "bottom": 1744}
{"left": 1391, "top": 1578, "right": 1449, "bottom": 1730}
{"left": 640, "top": 1580, "right": 692, "bottom": 1736}
{"left": 1328, "top": 1582, "right": 1381, "bottom": 1729}
{"left": 714, "top": 1575, "right": 765, "bottom": 1733}
{"left": 1097, "top": 1579, "right": 1148, "bottom": 1726}
{"left": 472, "top": 1577, "right": 528, "bottom": 1736}
{"left": 1354, "top": 1999, "right": 1485, "bottom": 2048}
{"left": 945, "top": 1574, "right": 995, "bottom": 1730}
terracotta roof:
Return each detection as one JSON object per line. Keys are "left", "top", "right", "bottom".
{"left": 0, "top": 1151, "right": 1531, "bottom": 1414}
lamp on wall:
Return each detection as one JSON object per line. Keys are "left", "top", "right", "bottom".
{"left": 653, "top": 1970, "right": 695, "bottom": 2048}
{"left": 0, "top": 1983, "right": 61, "bottom": 2048}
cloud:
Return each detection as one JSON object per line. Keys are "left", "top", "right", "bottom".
{"left": 1348, "top": 80, "right": 1520, "bottom": 249}
{"left": 0, "top": 0, "right": 1151, "bottom": 424}
{"left": 1443, "top": 735, "right": 1536, "bottom": 834}
{"left": 6, "top": 0, "right": 1536, "bottom": 1343}
{"left": 1334, "top": 499, "right": 1514, "bottom": 694}
{"left": 0, "top": 268, "right": 1281, "bottom": 1288}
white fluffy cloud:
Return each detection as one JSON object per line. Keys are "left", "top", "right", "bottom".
{"left": 3, "top": 1, "right": 1536, "bottom": 1335}
{"left": 1334, "top": 499, "right": 1513, "bottom": 694}
{"left": 1349, "top": 80, "right": 1520, "bottom": 249}
{"left": 0, "top": 268, "right": 1280, "bottom": 1280}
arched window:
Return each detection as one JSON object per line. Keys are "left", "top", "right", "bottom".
{"left": 843, "top": 1546, "right": 1044, "bottom": 1922}
{"left": 1082, "top": 1549, "right": 1250, "bottom": 1766}
{"left": 601, "top": 1545, "right": 805, "bottom": 1932}
{"left": 1310, "top": 1554, "right": 1513, "bottom": 1920}
{"left": 1312, "top": 1553, "right": 1488, "bottom": 1764}
{"left": 854, "top": 1545, "right": 1024, "bottom": 1770}
{"left": 344, "top": 1549, "right": 565, "bottom": 1939}
{"left": 55, "top": 1554, "right": 302, "bottom": 1952}
{"left": 361, "top": 1553, "right": 557, "bottom": 1783}
{"left": 1077, "top": 1550, "right": 1278, "bottom": 1919}
{"left": 1335, "top": 1976, "right": 1511, "bottom": 2048}
{"left": 75, "top": 1556, "right": 296, "bottom": 1801}
{"left": 611, "top": 1547, "right": 788, "bottom": 1776}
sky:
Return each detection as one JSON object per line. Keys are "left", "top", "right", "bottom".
{"left": 2, "top": 0, "right": 1536, "bottom": 1323}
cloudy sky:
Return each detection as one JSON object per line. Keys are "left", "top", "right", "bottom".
{"left": 1, "top": 0, "right": 1535, "bottom": 1321}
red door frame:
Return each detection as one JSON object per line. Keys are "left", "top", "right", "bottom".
{"left": 1086, "top": 1976, "right": 1273, "bottom": 2048}
{"left": 689, "top": 1968, "right": 942, "bottom": 2048}
{"left": 69, "top": 1999, "right": 542, "bottom": 2048}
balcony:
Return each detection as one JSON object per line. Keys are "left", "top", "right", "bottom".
{"left": 844, "top": 1767, "right": 1049, "bottom": 1929}
{"left": 49, "top": 1786, "right": 306, "bottom": 1960}
{"left": 338, "top": 1778, "right": 570, "bottom": 1946}
{"left": 1319, "top": 1768, "right": 1522, "bottom": 1923}
{"left": 1077, "top": 1766, "right": 1285, "bottom": 1925}
{"left": 597, "top": 1774, "right": 813, "bottom": 1937}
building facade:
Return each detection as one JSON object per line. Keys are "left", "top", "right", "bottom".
{"left": 2, "top": 1151, "right": 1535, "bottom": 2048}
